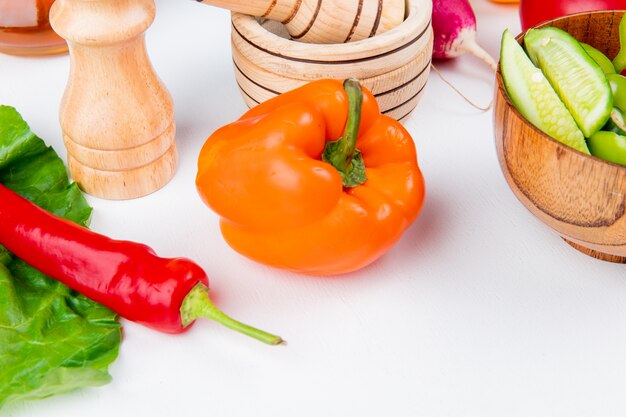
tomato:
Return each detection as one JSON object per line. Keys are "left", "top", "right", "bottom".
{"left": 520, "top": 0, "right": 626, "bottom": 31}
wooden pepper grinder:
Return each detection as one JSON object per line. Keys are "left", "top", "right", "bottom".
{"left": 49, "top": 0, "right": 177, "bottom": 200}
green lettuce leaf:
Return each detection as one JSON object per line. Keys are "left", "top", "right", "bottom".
{"left": 0, "top": 105, "right": 121, "bottom": 407}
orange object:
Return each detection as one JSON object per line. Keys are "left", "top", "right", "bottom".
{"left": 196, "top": 79, "right": 425, "bottom": 276}
{"left": 0, "top": 0, "right": 67, "bottom": 56}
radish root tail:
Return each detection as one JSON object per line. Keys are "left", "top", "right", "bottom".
{"left": 430, "top": 64, "right": 493, "bottom": 112}
{"left": 463, "top": 39, "right": 498, "bottom": 72}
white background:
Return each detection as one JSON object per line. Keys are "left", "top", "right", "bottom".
{"left": 2, "top": 1, "right": 626, "bottom": 416}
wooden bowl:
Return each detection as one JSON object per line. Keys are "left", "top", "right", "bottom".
{"left": 230, "top": 0, "right": 433, "bottom": 122}
{"left": 494, "top": 10, "right": 626, "bottom": 263}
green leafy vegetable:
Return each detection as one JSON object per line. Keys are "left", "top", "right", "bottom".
{"left": 0, "top": 106, "right": 121, "bottom": 408}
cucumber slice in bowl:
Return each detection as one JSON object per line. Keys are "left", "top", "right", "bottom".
{"left": 607, "top": 73, "right": 626, "bottom": 113}
{"left": 588, "top": 131, "right": 626, "bottom": 166}
{"left": 524, "top": 27, "right": 613, "bottom": 138}
{"left": 581, "top": 43, "right": 616, "bottom": 75}
{"left": 500, "top": 29, "right": 589, "bottom": 154}
{"left": 612, "top": 13, "right": 626, "bottom": 73}
{"left": 604, "top": 108, "right": 626, "bottom": 136}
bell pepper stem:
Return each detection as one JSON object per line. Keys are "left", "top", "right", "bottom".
{"left": 325, "top": 78, "right": 363, "bottom": 170}
{"left": 322, "top": 79, "right": 367, "bottom": 187}
{"left": 180, "top": 283, "right": 285, "bottom": 346}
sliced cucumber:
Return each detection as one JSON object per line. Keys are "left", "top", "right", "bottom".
{"left": 500, "top": 29, "right": 589, "bottom": 154}
{"left": 524, "top": 27, "right": 613, "bottom": 138}
{"left": 607, "top": 73, "right": 626, "bottom": 113}
{"left": 581, "top": 43, "right": 616, "bottom": 75}
{"left": 604, "top": 108, "right": 626, "bottom": 136}
{"left": 588, "top": 131, "right": 626, "bottom": 166}
{"left": 612, "top": 14, "right": 626, "bottom": 73}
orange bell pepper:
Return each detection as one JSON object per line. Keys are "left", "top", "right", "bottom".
{"left": 196, "top": 79, "right": 425, "bottom": 275}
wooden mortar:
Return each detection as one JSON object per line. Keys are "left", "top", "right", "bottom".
{"left": 231, "top": 0, "right": 432, "bottom": 122}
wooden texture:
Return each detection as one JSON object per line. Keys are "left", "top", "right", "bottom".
{"left": 50, "top": 0, "right": 177, "bottom": 200}
{"left": 230, "top": 0, "right": 432, "bottom": 122}
{"left": 198, "top": 0, "right": 405, "bottom": 44}
{"left": 494, "top": 11, "right": 626, "bottom": 263}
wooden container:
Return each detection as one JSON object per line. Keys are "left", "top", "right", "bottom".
{"left": 494, "top": 11, "right": 626, "bottom": 263}
{"left": 231, "top": 0, "right": 433, "bottom": 122}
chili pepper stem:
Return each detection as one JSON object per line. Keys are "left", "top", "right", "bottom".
{"left": 180, "top": 283, "right": 285, "bottom": 346}
{"left": 322, "top": 78, "right": 368, "bottom": 187}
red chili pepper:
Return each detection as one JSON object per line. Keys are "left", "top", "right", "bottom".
{"left": 520, "top": 0, "right": 626, "bottom": 31}
{"left": 0, "top": 183, "right": 283, "bottom": 345}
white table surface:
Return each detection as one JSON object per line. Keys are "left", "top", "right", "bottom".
{"left": 3, "top": 1, "right": 626, "bottom": 416}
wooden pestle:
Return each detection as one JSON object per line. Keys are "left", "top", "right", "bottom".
{"left": 197, "top": 0, "right": 406, "bottom": 43}
{"left": 50, "top": 0, "right": 177, "bottom": 200}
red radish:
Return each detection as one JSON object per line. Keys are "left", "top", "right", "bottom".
{"left": 432, "top": 0, "right": 497, "bottom": 71}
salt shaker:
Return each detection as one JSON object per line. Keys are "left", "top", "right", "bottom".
{"left": 50, "top": 0, "right": 177, "bottom": 200}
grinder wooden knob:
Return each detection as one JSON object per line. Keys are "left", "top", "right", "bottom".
{"left": 198, "top": 0, "right": 406, "bottom": 43}
{"left": 50, "top": 0, "right": 177, "bottom": 200}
